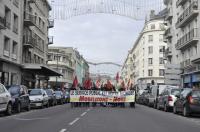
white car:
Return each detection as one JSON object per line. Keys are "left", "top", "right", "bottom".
{"left": 0, "top": 83, "right": 12, "bottom": 115}
{"left": 29, "top": 89, "right": 49, "bottom": 108}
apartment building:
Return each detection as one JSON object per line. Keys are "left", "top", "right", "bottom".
{"left": 163, "top": 0, "right": 182, "bottom": 86}
{"left": 176, "top": 0, "right": 200, "bottom": 88}
{"left": 48, "top": 47, "right": 90, "bottom": 87}
{"left": 21, "top": 0, "right": 59, "bottom": 88}
{"left": 164, "top": 0, "right": 200, "bottom": 88}
{"left": 48, "top": 47, "right": 75, "bottom": 88}
{"left": 0, "top": 0, "right": 23, "bottom": 86}
{"left": 122, "top": 10, "right": 167, "bottom": 89}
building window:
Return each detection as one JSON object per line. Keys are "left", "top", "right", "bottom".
{"left": 13, "top": 14, "right": 18, "bottom": 34}
{"left": 159, "top": 34, "right": 164, "bottom": 42}
{"left": 159, "top": 69, "right": 165, "bottom": 76}
{"left": 148, "top": 69, "right": 153, "bottom": 76}
{"left": 12, "top": 41, "right": 18, "bottom": 55}
{"left": 148, "top": 35, "right": 153, "bottom": 42}
{"left": 148, "top": 46, "right": 153, "bottom": 54}
{"left": 159, "top": 57, "right": 164, "bottom": 64}
{"left": 4, "top": 36, "right": 10, "bottom": 57}
{"left": 159, "top": 23, "right": 165, "bottom": 30}
{"left": 5, "top": 6, "right": 11, "bottom": 29}
{"left": 148, "top": 58, "right": 153, "bottom": 65}
{"left": 159, "top": 46, "right": 165, "bottom": 53}
{"left": 151, "top": 24, "right": 155, "bottom": 29}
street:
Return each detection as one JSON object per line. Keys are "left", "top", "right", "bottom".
{"left": 1, "top": 104, "right": 200, "bottom": 132}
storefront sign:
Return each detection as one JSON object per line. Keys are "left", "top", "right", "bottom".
{"left": 70, "top": 90, "right": 135, "bottom": 103}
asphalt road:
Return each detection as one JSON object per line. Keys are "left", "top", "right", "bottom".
{"left": 0, "top": 104, "right": 200, "bottom": 132}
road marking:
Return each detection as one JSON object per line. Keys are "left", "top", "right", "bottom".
{"left": 81, "top": 112, "right": 87, "bottom": 117}
{"left": 86, "top": 108, "right": 91, "bottom": 112}
{"left": 69, "top": 118, "right": 80, "bottom": 126}
{"left": 60, "top": 129, "right": 67, "bottom": 132}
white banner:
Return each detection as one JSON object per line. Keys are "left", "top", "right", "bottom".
{"left": 70, "top": 90, "right": 135, "bottom": 103}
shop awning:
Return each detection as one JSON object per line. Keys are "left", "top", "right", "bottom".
{"left": 23, "top": 64, "right": 63, "bottom": 76}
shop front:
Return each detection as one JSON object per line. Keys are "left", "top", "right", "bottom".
{"left": 192, "top": 73, "right": 200, "bottom": 89}
{"left": 183, "top": 75, "right": 192, "bottom": 88}
{"left": 22, "top": 64, "right": 62, "bottom": 89}
{"left": 0, "top": 61, "right": 21, "bottom": 86}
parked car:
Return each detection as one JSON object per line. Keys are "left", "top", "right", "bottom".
{"left": 29, "top": 89, "right": 49, "bottom": 108}
{"left": 45, "top": 89, "right": 57, "bottom": 106}
{"left": 55, "top": 91, "right": 65, "bottom": 105}
{"left": 156, "top": 86, "right": 181, "bottom": 112}
{"left": 0, "top": 83, "right": 12, "bottom": 115}
{"left": 148, "top": 85, "right": 170, "bottom": 108}
{"left": 7, "top": 85, "right": 30, "bottom": 113}
{"left": 136, "top": 90, "right": 149, "bottom": 105}
{"left": 173, "top": 88, "right": 200, "bottom": 117}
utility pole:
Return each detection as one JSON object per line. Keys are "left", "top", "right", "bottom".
{"left": 56, "top": 49, "right": 58, "bottom": 89}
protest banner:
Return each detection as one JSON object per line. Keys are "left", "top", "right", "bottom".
{"left": 70, "top": 90, "right": 135, "bottom": 103}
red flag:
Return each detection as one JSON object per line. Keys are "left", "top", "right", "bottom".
{"left": 84, "top": 78, "right": 92, "bottom": 90}
{"left": 121, "top": 80, "right": 125, "bottom": 90}
{"left": 116, "top": 72, "right": 119, "bottom": 83}
{"left": 72, "top": 76, "right": 78, "bottom": 88}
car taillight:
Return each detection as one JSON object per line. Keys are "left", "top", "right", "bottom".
{"left": 188, "top": 96, "right": 194, "bottom": 104}
{"left": 168, "top": 96, "right": 173, "bottom": 101}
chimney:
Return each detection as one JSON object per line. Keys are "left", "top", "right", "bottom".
{"left": 150, "top": 10, "right": 155, "bottom": 19}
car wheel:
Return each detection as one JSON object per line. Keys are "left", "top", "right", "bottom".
{"left": 183, "top": 106, "right": 190, "bottom": 117}
{"left": 153, "top": 102, "right": 157, "bottom": 109}
{"left": 46, "top": 102, "right": 49, "bottom": 108}
{"left": 156, "top": 102, "right": 160, "bottom": 110}
{"left": 164, "top": 104, "right": 168, "bottom": 112}
{"left": 16, "top": 103, "right": 21, "bottom": 113}
{"left": 173, "top": 105, "right": 177, "bottom": 114}
{"left": 41, "top": 102, "right": 44, "bottom": 109}
{"left": 27, "top": 103, "right": 31, "bottom": 111}
{"left": 5, "top": 103, "right": 12, "bottom": 115}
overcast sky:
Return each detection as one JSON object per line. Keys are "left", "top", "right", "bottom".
{"left": 49, "top": 14, "right": 145, "bottom": 75}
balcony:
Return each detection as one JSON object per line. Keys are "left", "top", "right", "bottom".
{"left": 176, "top": 1, "right": 199, "bottom": 28}
{"left": 48, "top": 36, "right": 54, "bottom": 45}
{"left": 191, "top": 54, "right": 200, "bottom": 64}
{"left": 165, "top": 47, "right": 172, "bottom": 58}
{"left": 0, "top": 16, "right": 6, "bottom": 29}
{"left": 48, "top": 19, "right": 54, "bottom": 28}
{"left": 180, "top": 59, "right": 192, "bottom": 69}
{"left": 164, "top": 27, "right": 172, "bottom": 39}
{"left": 175, "top": 28, "right": 199, "bottom": 50}
{"left": 165, "top": 8, "right": 173, "bottom": 21}
{"left": 24, "top": 12, "right": 36, "bottom": 27}
{"left": 23, "top": 34, "right": 36, "bottom": 48}
{"left": 13, "top": 0, "right": 19, "bottom": 8}
{"left": 176, "top": 0, "right": 187, "bottom": 7}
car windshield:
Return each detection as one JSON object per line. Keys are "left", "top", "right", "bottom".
{"left": 55, "top": 91, "right": 61, "bottom": 95}
{"left": 171, "top": 89, "right": 180, "bottom": 95}
{"left": 8, "top": 86, "right": 20, "bottom": 96}
{"left": 45, "top": 90, "right": 53, "bottom": 95}
{"left": 30, "top": 89, "right": 42, "bottom": 96}
{"left": 192, "top": 91, "right": 200, "bottom": 98}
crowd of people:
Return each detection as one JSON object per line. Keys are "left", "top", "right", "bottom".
{"left": 70, "top": 76, "right": 135, "bottom": 108}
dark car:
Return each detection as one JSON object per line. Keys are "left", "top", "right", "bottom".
{"left": 55, "top": 91, "right": 65, "bottom": 105}
{"left": 173, "top": 88, "right": 200, "bottom": 117}
{"left": 45, "top": 89, "right": 57, "bottom": 106}
{"left": 7, "top": 85, "right": 30, "bottom": 113}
